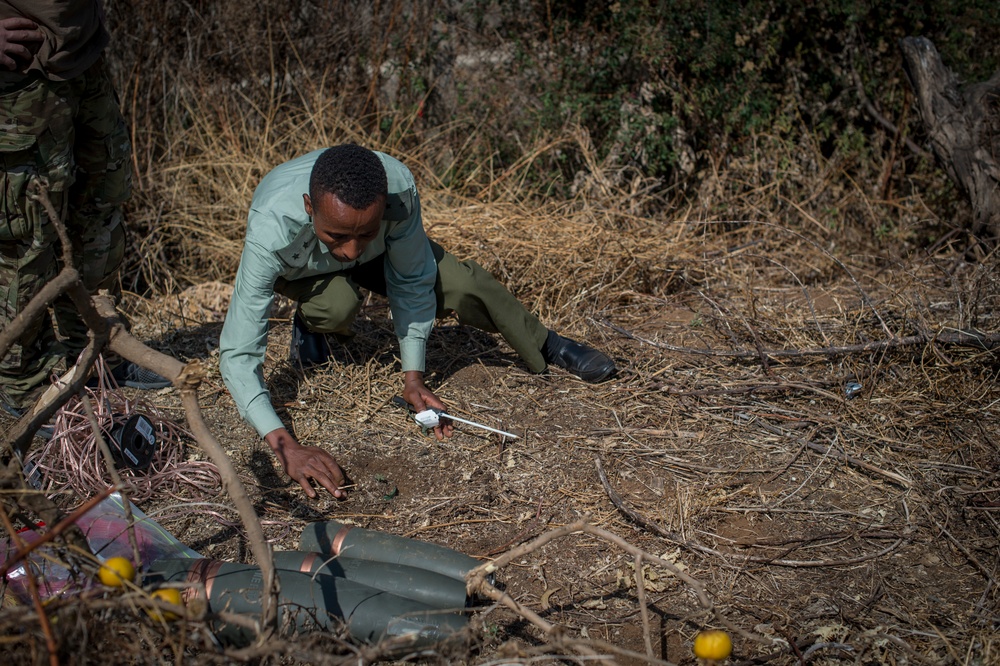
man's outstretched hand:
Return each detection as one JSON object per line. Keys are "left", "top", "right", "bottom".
{"left": 0, "top": 17, "right": 43, "bottom": 72}
{"left": 265, "top": 427, "right": 346, "bottom": 499}
{"left": 402, "top": 370, "right": 454, "bottom": 440}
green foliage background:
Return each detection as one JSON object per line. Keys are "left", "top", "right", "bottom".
{"left": 492, "top": 0, "right": 1000, "bottom": 190}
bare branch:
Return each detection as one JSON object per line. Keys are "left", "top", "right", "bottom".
{"left": 1, "top": 183, "right": 279, "bottom": 642}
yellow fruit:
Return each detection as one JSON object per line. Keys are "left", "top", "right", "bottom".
{"left": 147, "top": 588, "right": 184, "bottom": 621}
{"left": 693, "top": 630, "right": 732, "bottom": 661}
{"left": 98, "top": 557, "right": 136, "bottom": 587}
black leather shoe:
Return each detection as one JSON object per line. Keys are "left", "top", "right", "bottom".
{"left": 542, "top": 330, "right": 616, "bottom": 383}
{"left": 291, "top": 312, "right": 330, "bottom": 367}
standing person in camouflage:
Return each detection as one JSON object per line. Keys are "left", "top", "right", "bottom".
{"left": 0, "top": 0, "right": 168, "bottom": 423}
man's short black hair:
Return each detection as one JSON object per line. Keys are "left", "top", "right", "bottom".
{"left": 309, "top": 144, "right": 388, "bottom": 209}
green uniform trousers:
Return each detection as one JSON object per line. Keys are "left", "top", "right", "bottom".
{"left": 0, "top": 58, "right": 130, "bottom": 407}
{"left": 274, "top": 240, "right": 550, "bottom": 373}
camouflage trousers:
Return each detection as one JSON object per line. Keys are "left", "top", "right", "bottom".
{"left": 0, "top": 58, "right": 131, "bottom": 408}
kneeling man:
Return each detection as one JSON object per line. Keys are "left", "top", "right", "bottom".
{"left": 220, "top": 144, "right": 615, "bottom": 498}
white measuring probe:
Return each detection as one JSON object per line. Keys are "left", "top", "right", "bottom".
{"left": 413, "top": 408, "right": 519, "bottom": 439}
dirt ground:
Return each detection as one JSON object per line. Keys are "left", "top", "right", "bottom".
{"left": 3, "top": 223, "right": 999, "bottom": 665}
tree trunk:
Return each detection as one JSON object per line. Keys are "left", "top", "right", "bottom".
{"left": 900, "top": 36, "right": 1000, "bottom": 252}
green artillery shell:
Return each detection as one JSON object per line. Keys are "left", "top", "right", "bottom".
{"left": 271, "top": 550, "right": 468, "bottom": 610}
{"left": 299, "top": 520, "right": 483, "bottom": 583}
{"left": 145, "top": 558, "right": 468, "bottom": 649}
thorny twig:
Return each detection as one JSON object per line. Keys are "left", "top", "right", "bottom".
{"left": 633, "top": 552, "right": 654, "bottom": 658}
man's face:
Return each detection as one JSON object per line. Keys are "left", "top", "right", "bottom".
{"left": 304, "top": 191, "right": 385, "bottom": 263}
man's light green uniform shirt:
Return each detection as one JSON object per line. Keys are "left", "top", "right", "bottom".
{"left": 219, "top": 150, "right": 437, "bottom": 437}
